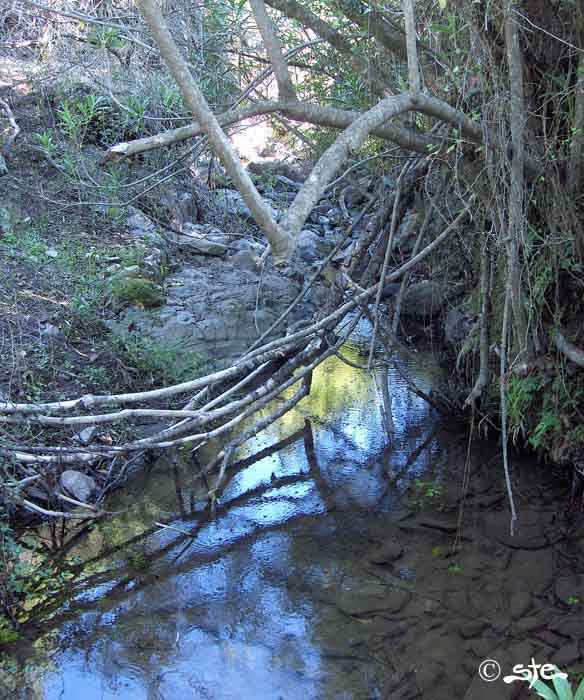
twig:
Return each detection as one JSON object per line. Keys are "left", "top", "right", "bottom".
{"left": 392, "top": 171, "right": 451, "bottom": 335}
{"left": 500, "top": 257, "right": 518, "bottom": 537}
{"left": 367, "top": 161, "right": 410, "bottom": 369}
{"left": 0, "top": 98, "right": 21, "bottom": 153}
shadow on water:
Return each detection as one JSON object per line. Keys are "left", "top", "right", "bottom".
{"left": 6, "top": 324, "right": 584, "bottom": 700}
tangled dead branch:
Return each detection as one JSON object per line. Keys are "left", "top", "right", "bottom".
{"left": 0, "top": 177, "right": 475, "bottom": 518}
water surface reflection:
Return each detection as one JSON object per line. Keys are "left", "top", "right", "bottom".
{"left": 24, "top": 338, "right": 457, "bottom": 699}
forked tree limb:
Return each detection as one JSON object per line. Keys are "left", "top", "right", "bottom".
{"left": 137, "top": 0, "right": 293, "bottom": 258}
{"left": 279, "top": 92, "right": 414, "bottom": 238}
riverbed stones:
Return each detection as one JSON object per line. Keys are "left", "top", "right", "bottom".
{"left": 106, "top": 255, "right": 310, "bottom": 370}
{"left": 458, "top": 620, "right": 488, "bottom": 640}
{"left": 213, "top": 188, "right": 281, "bottom": 221}
{"left": 513, "top": 615, "right": 543, "bottom": 633}
{"left": 59, "top": 470, "right": 97, "bottom": 502}
{"left": 295, "top": 229, "right": 327, "bottom": 263}
{"left": 229, "top": 249, "right": 258, "bottom": 271}
{"left": 171, "top": 230, "right": 228, "bottom": 256}
{"left": 555, "top": 575, "right": 584, "bottom": 605}
{"left": 414, "top": 661, "right": 444, "bottom": 693}
{"left": 510, "top": 591, "right": 532, "bottom": 619}
{"left": 126, "top": 206, "right": 165, "bottom": 247}
{"left": 548, "top": 615, "right": 584, "bottom": 639}
{"left": 462, "top": 648, "right": 514, "bottom": 700}
{"left": 336, "top": 583, "right": 410, "bottom": 615}
{"left": 369, "top": 539, "right": 403, "bottom": 565}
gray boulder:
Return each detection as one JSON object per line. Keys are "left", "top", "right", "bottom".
{"left": 397, "top": 281, "right": 466, "bottom": 320}
{"left": 229, "top": 249, "right": 258, "bottom": 271}
{"left": 444, "top": 308, "right": 473, "bottom": 344}
{"left": 60, "top": 470, "right": 97, "bottom": 502}
{"left": 394, "top": 210, "right": 420, "bottom": 255}
{"left": 126, "top": 206, "right": 166, "bottom": 246}
{"left": 76, "top": 426, "right": 98, "bottom": 445}
{"left": 106, "top": 256, "right": 311, "bottom": 372}
{"left": 295, "top": 229, "right": 328, "bottom": 263}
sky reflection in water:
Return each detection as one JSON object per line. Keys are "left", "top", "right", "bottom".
{"left": 40, "top": 333, "right": 444, "bottom": 700}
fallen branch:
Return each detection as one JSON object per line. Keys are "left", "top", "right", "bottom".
{"left": 0, "top": 345, "right": 288, "bottom": 415}
{"left": 104, "top": 99, "right": 440, "bottom": 162}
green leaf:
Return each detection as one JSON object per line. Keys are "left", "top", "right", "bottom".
{"left": 551, "top": 670, "right": 571, "bottom": 700}
{"left": 531, "top": 678, "right": 560, "bottom": 700}
{"left": 430, "top": 23, "right": 453, "bottom": 34}
{"left": 573, "top": 676, "right": 584, "bottom": 700}
{"left": 439, "top": 0, "right": 447, "bottom": 8}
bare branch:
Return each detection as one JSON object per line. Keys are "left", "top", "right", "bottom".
{"left": 554, "top": 330, "right": 584, "bottom": 368}
{"left": 403, "top": 0, "right": 421, "bottom": 92}
{"left": 104, "top": 99, "right": 439, "bottom": 162}
{"left": 249, "top": 0, "right": 297, "bottom": 101}
{"left": 0, "top": 98, "right": 21, "bottom": 154}
{"left": 264, "top": 0, "right": 393, "bottom": 96}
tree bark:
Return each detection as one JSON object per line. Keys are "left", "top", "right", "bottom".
{"left": 403, "top": 0, "right": 421, "bottom": 92}
{"left": 568, "top": 52, "right": 584, "bottom": 198}
{"left": 504, "top": 3, "right": 530, "bottom": 357}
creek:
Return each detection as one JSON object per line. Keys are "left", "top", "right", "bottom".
{"left": 9, "top": 323, "right": 584, "bottom": 700}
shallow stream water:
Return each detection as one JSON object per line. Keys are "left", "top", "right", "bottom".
{"left": 7, "top": 325, "right": 584, "bottom": 700}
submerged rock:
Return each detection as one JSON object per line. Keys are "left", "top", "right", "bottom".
{"left": 369, "top": 540, "right": 403, "bottom": 564}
